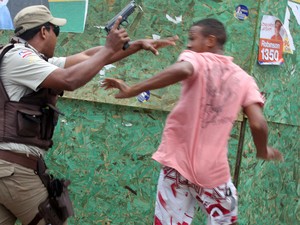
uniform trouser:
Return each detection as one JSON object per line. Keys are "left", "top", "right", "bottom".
{"left": 0, "top": 159, "right": 67, "bottom": 225}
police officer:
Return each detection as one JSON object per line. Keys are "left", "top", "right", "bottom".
{"left": 0, "top": 5, "right": 178, "bottom": 225}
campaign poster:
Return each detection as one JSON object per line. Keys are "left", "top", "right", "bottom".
{"left": 1, "top": 0, "right": 88, "bottom": 33}
{"left": 3, "top": 0, "right": 49, "bottom": 30}
{"left": 0, "top": 0, "right": 13, "bottom": 29}
{"left": 258, "top": 15, "right": 291, "bottom": 65}
{"left": 49, "top": 0, "right": 88, "bottom": 33}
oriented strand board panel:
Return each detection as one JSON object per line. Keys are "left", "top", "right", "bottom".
{"left": 0, "top": 0, "right": 298, "bottom": 125}
{"left": 45, "top": 98, "right": 299, "bottom": 225}
{"left": 46, "top": 99, "right": 231, "bottom": 224}
{"left": 60, "top": 0, "right": 299, "bottom": 126}
{"left": 61, "top": 0, "right": 262, "bottom": 112}
{"left": 251, "top": 0, "right": 300, "bottom": 126}
{"left": 0, "top": 0, "right": 299, "bottom": 224}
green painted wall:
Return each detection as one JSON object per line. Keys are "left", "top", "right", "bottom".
{"left": 48, "top": 98, "right": 299, "bottom": 225}
{"left": 1, "top": 0, "right": 299, "bottom": 224}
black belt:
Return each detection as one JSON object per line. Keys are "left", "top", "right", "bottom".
{"left": 0, "top": 149, "right": 41, "bottom": 171}
{"left": 0, "top": 150, "right": 51, "bottom": 225}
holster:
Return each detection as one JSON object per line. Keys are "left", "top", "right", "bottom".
{"left": 29, "top": 159, "right": 74, "bottom": 225}
{"left": 38, "top": 180, "right": 74, "bottom": 225}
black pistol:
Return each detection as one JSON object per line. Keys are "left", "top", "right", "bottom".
{"left": 104, "top": 1, "right": 136, "bottom": 50}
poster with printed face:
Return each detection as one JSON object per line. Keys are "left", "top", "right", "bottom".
{"left": 0, "top": 0, "right": 15, "bottom": 29}
{"left": 2, "top": 0, "right": 88, "bottom": 33}
{"left": 258, "top": 15, "right": 292, "bottom": 65}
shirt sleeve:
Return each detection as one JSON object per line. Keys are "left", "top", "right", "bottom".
{"left": 178, "top": 50, "right": 201, "bottom": 77}
{"left": 242, "top": 76, "right": 265, "bottom": 107}
{"left": 48, "top": 57, "right": 66, "bottom": 68}
{"left": 7, "top": 47, "right": 61, "bottom": 91}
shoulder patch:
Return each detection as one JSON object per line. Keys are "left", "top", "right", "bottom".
{"left": 18, "top": 50, "right": 34, "bottom": 58}
{"left": 18, "top": 49, "right": 40, "bottom": 63}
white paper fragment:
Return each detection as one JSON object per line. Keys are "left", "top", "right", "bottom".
{"left": 288, "top": 1, "right": 300, "bottom": 25}
{"left": 284, "top": 6, "right": 296, "bottom": 52}
{"left": 166, "top": 14, "right": 182, "bottom": 24}
{"left": 152, "top": 34, "right": 161, "bottom": 40}
{"left": 93, "top": 26, "right": 105, "bottom": 29}
{"left": 98, "top": 64, "right": 116, "bottom": 84}
{"left": 104, "top": 64, "right": 116, "bottom": 70}
{"left": 122, "top": 122, "right": 133, "bottom": 127}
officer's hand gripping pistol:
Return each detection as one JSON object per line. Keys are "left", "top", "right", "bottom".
{"left": 104, "top": 1, "right": 136, "bottom": 50}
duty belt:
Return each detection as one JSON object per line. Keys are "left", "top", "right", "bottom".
{"left": 0, "top": 149, "right": 41, "bottom": 171}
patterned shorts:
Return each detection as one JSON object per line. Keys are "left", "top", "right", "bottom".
{"left": 154, "top": 167, "right": 238, "bottom": 225}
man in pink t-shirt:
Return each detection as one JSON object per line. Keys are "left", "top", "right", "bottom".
{"left": 102, "top": 18, "right": 283, "bottom": 225}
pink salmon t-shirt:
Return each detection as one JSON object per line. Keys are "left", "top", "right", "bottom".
{"left": 152, "top": 50, "right": 264, "bottom": 188}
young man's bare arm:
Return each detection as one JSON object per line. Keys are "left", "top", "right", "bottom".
{"left": 102, "top": 61, "right": 194, "bottom": 98}
{"left": 244, "top": 103, "right": 283, "bottom": 161}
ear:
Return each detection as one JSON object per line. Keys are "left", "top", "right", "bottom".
{"left": 206, "top": 35, "right": 217, "bottom": 48}
{"left": 40, "top": 26, "right": 48, "bottom": 39}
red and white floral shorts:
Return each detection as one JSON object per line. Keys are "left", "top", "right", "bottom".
{"left": 154, "top": 167, "right": 238, "bottom": 225}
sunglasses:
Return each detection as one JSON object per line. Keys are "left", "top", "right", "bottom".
{"left": 44, "top": 23, "right": 60, "bottom": 37}
{"left": 52, "top": 25, "right": 60, "bottom": 37}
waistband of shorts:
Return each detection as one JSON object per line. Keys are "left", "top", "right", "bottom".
{"left": 0, "top": 149, "right": 41, "bottom": 171}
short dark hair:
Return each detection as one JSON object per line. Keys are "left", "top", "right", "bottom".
{"left": 192, "top": 18, "right": 227, "bottom": 46}
{"left": 17, "top": 22, "right": 51, "bottom": 41}
{"left": 275, "top": 20, "right": 282, "bottom": 26}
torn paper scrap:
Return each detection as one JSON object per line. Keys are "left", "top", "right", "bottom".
{"left": 288, "top": 1, "right": 300, "bottom": 25}
{"left": 152, "top": 34, "right": 161, "bottom": 40}
{"left": 166, "top": 14, "right": 182, "bottom": 24}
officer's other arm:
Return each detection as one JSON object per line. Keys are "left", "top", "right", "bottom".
{"left": 64, "top": 36, "right": 178, "bottom": 68}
